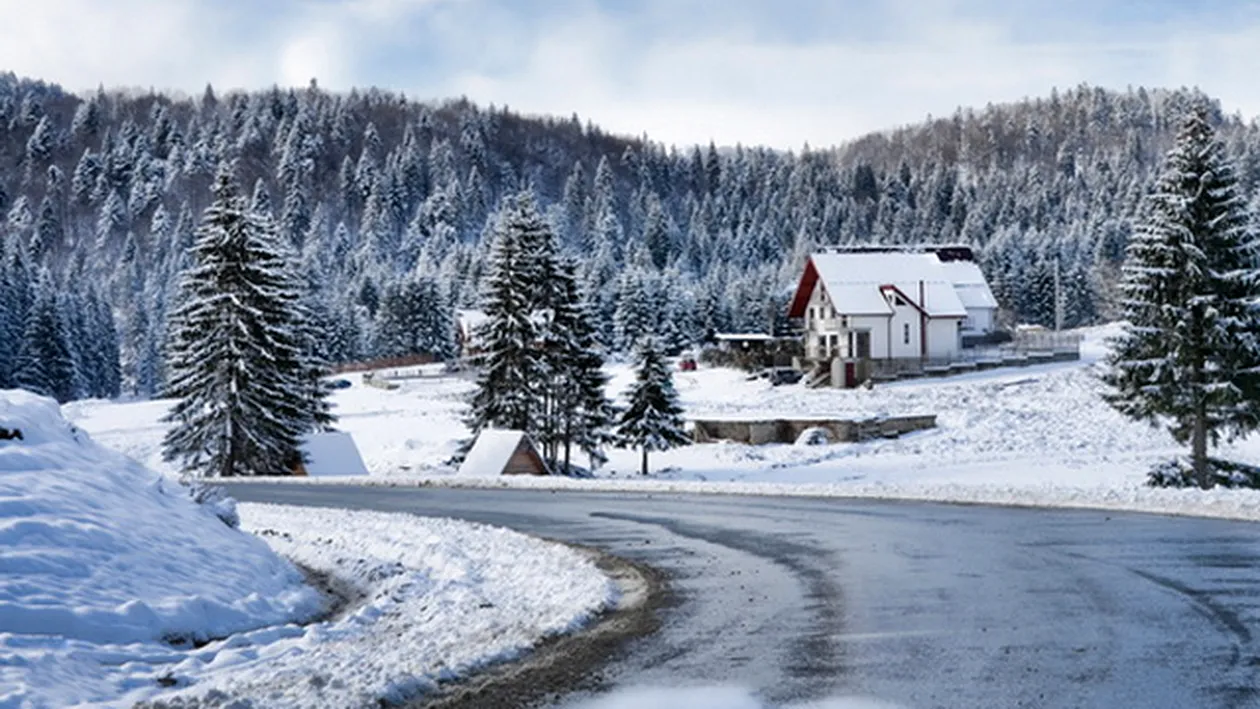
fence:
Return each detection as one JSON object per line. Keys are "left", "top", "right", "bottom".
{"left": 863, "top": 331, "right": 1082, "bottom": 382}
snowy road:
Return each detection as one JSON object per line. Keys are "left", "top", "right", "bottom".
{"left": 226, "top": 484, "right": 1260, "bottom": 708}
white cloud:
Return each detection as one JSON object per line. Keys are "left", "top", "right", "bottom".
{"left": 2, "top": 1, "right": 1260, "bottom": 148}
{"left": 443, "top": 7, "right": 1260, "bottom": 148}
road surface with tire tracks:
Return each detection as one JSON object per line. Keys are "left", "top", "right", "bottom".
{"left": 225, "top": 484, "right": 1260, "bottom": 709}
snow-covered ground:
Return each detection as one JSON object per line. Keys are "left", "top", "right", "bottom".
{"left": 62, "top": 324, "right": 1260, "bottom": 523}
{"left": 2, "top": 389, "right": 614, "bottom": 708}
{"left": 144, "top": 503, "right": 615, "bottom": 708}
{"left": 0, "top": 389, "right": 322, "bottom": 707}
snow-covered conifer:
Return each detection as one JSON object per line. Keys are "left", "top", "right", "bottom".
{"left": 465, "top": 194, "right": 543, "bottom": 436}
{"left": 615, "top": 336, "right": 689, "bottom": 475}
{"left": 1104, "top": 106, "right": 1260, "bottom": 487}
{"left": 13, "top": 270, "right": 76, "bottom": 402}
{"left": 162, "top": 164, "right": 327, "bottom": 477}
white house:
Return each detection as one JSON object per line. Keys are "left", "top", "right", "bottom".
{"left": 787, "top": 247, "right": 998, "bottom": 364}
{"left": 936, "top": 256, "right": 999, "bottom": 336}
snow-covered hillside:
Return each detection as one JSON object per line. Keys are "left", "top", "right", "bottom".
{"left": 0, "top": 389, "right": 323, "bottom": 707}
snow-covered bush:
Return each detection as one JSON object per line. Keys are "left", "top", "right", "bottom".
{"left": 1146, "top": 458, "right": 1260, "bottom": 489}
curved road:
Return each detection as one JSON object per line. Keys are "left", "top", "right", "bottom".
{"left": 227, "top": 484, "right": 1260, "bottom": 708}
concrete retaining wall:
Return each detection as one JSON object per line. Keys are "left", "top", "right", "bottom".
{"left": 692, "top": 415, "right": 936, "bottom": 444}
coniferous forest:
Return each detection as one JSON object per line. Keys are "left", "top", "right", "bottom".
{"left": 1, "top": 72, "right": 1258, "bottom": 403}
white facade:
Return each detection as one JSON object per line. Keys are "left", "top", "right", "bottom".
{"left": 938, "top": 261, "right": 999, "bottom": 336}
{"left": 796, "top": 252, "right": 980, "bottom": 363}
{"left": 803, "top": 278, "right": 961, "bottom": 362}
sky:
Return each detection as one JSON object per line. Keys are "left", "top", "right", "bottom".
{"left": 2, "top": 0, "right": 1260, "bottom": 149}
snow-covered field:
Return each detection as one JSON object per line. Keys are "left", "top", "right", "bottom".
{"left": 64, "top": 324, "right": 1260, "bottom": 523}
{"left": 1, "top": 389, "right": 614, "bottom": 708}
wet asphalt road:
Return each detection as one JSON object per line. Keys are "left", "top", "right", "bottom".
{"left": 225, "top": 484, "right": 1260, "bottom": 708}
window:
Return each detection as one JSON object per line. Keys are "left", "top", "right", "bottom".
{"left": 830, "top": 306, "right": 837, "bottom": 320}
{"left": 840, "top": 315, "right": 849, "bottom": 329}
{"left": 903, "top": 323, "right": 910, "bottom": 345}
{"left": 809, "top": 307, "right": 815, "bottom": 323}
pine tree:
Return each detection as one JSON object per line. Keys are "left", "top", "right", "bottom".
{"left": 550, "top": 260, "right": 617, "bottom": 472}
{"left": 162, "top": 165, "right": 327, "bottom": 477}
{"left": 616, "top": 336, "right": 689, "bottom": 475}
{"left": 1103, "top": 106, "right": 1260, "bottom": 488}
{"left": 13, "top": 270, "right": 77, "bottom": 402}
{"left": 614, "top": 270, "right": 654, "bottom": 352}
{"left": 465, "top": 194, "right": 543, "bottom": 437}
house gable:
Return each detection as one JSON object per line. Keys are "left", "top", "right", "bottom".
{"left": 791, "top": 252, "right": 968, "bottom": 320}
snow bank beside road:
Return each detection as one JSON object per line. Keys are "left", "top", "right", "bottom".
{"left": 152, "top": 503, "right": 617, "bottom": 707}
{"left": 0, "top": 389, "right": 322, "bottom": 708}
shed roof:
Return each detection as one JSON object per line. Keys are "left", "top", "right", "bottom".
{"left": 458, "top": 429, "right": 548, "bottom": 477}
{"left": 300, "top": 431, "right": 369, "bottom": 477}
{"left": 936, "top": 260, "right": 999, "bottom": 309}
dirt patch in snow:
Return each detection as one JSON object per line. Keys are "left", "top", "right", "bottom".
{"left": 413, "top": 545, "right": 669, "bottom": 709}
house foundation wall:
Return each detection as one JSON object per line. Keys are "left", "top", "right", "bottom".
{"left": 692, "top": 415, "right": 937, "bottom": 445}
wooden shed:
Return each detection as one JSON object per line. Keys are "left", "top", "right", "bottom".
{"left": 458, "top": 430, "right": 550, "bottom": 476}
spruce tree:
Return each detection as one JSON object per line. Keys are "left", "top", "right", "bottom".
{"left": 465, "top": 194, "right": 542, "bottom": 436}
{"left": 1104, "top": 106, "right": 1260, "bottom": 488}
{"left": 616, "top": 336, "right": 689, "bottom": 475}
{"left": 13, "top": 270, "right": 76, "bottom": 402}
{"left": 550, "top": 260, "right": 617, "bottom": 472}
{"left": 161, "top": 165, "right": 326, "bottom": 477}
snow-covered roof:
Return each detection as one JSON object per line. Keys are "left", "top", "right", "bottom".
{"left": 937, "top": 260, "right": 999, "bottom": 309}
{"left": 457, "top": 309, "right": 489, "bottom": 333}
{"left": 300, "top": 431, "right": 369, "bottom": 477}
{"left": 458, "top": 429, "right": 546, "bottom": 477}
{"left": 804, "top": 252, "right": 968, "bottom": 318}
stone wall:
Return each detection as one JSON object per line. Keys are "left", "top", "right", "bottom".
{"left": 691, "top": 415, "right": 936, "bottom": 444}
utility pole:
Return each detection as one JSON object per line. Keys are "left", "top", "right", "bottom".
{"left": 1053, "top": 257, "right": 1064, "bottom": 332}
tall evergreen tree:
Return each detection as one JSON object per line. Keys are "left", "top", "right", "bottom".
{"left": 615, "top": 336, "right": 689, "bottom": 475}
{"left": 1103, "top": 106, "right": 1260, "bottom": 487}
{"left": 162, "top": 165, "right": 328, "bottom": 477}
{"left": 549, "top": 259, "right": 617, "bottom": 472}
{"left": 13, "top": 270, "right": 77, "bottom": 402}
{"left": 464, "top": 194, "right": 543, "bottom": 437}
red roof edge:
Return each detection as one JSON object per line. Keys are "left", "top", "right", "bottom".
{"left": 787, "top": 258, "right": 819, "bottom": 319}
{"left": 878, "top": 284, "right": 930, "bottom": 317}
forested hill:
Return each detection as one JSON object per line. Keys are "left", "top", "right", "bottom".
{"left": 0, "top": 74, "right": 1255, "bottom": 398}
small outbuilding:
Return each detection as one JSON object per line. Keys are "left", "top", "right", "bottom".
{"left": 294, "top": 431, "right": 370, "bottom": 477}
{"left": 458, "top": 429, "right": 550, "bottom": 476}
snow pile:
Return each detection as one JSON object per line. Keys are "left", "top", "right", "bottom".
{"left": 0, "top": 389, "right": 323, "bottom": 707}
{"left": 152, "top": 503, "right": 616, "bottom": 707}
